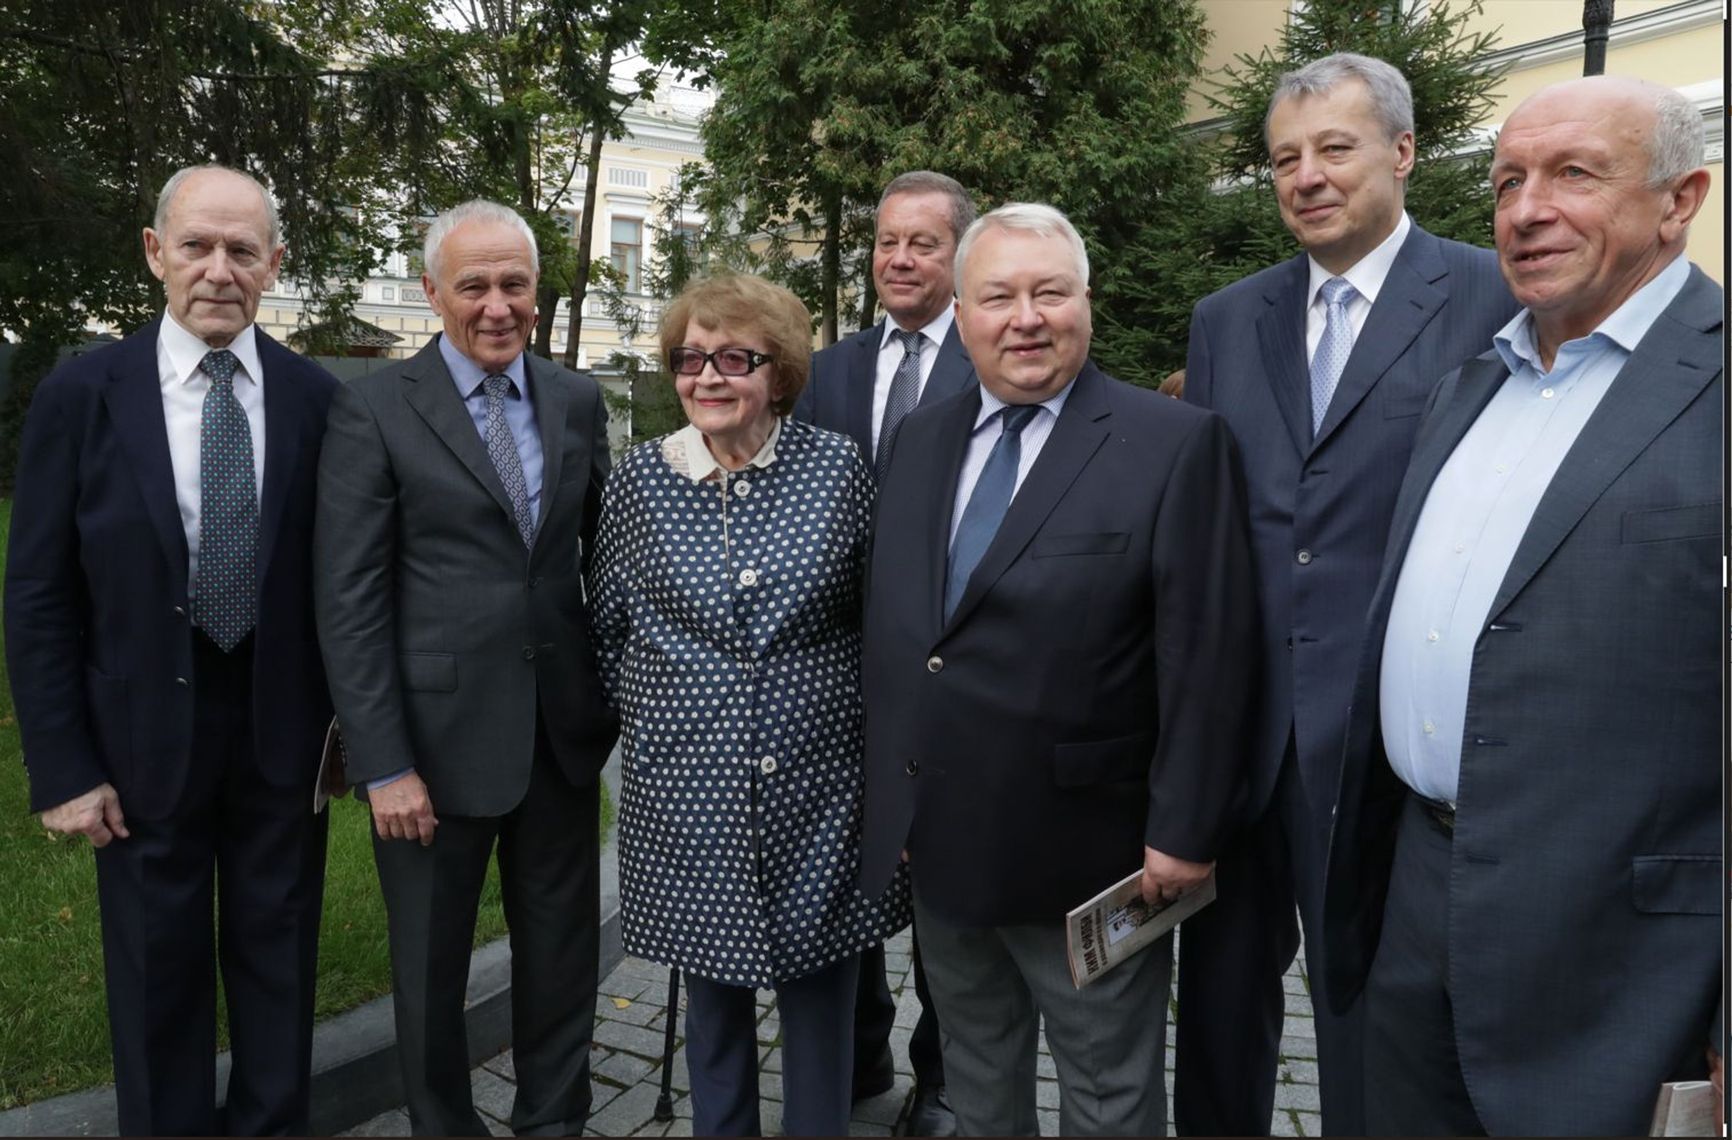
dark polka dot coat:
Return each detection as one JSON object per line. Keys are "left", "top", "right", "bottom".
{"left": 588, "top": 417, "right": 911, "bottom": 987}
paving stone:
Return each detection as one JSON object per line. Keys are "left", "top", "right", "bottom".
{"left": 758, "top": 1071, "right": 784, "bottom": 1102}
{"left": 884, "top": 952, "right": 912, "bottom": 975}
{"left": 1278, "top": 1034, "right": 1318, "bottom": 1060}
{"left": 892, "top": 988, "right": 923, "bottom": 1029}
{"left": 1297, "top": 1110, "right": 1322, "bottom": 1136}
{"left": 663, "top": 1118, "right": 694, "bottom": 1137}
{"left": 1276, "top": 1080, "right": 1321, "bottom": 1113}
{"left": 1035, "top": 1078, "right": 1061, "bottom": 1109}
{"left": 599, "top": 972, "right": 652, "bottom": 1002}
{"left": 888, "top": 1026, "right": 915, "bottom": 1075}
{"left": 1038, "top": 1108, "right": 1060, "bottom": 1135}
{"left": 631, "top": 1121, "right": 669, "bottom": 1137}
{"left": 590, "top": 1079, "right": 625, "bottom": 1113}
{"left": 483, "top": 1049, "right": 517, "bottom": 1082}
{"left": 761, "top": 1100, "right": 782, "bottom": 1136}
{"left": 1283, "top": 1059, "right": 1319, "bottom": 1085}
{"left": 1036, "top": 1051, "right": 1057, "bottom": 1079}
{"left": 485, "top": 1117, "right": 512, "bottom": 1137}
{"left": 667, "top": 1046, "right": 691, "bottom": 1093}
{"left": 885, "top": 929, "right": 914, "bottom": 954}
{"left": 589, "top": 1082, "right": 665, "bottom": 1137}
{"left": 595, "top": 1049, "right": 657, "bottom": 1087}
{"left": 756, "top": 1015, "right": 780, "bottom": 1045}
{"left": 601, "top": 994, "right": 668, "bottom": 1027}
{"left": 762, "top": 1046, "right": 782, "bottom": 1073}
{"left": 593, "top": 1018, "right": 672, "bottom": 1058}
{"left": 1272, "top": 1108, "right": 1300, "bottom": 1136}
{"left": 1283, "top": 973, "right": 1310, "bottom": 995}
{"left": 472, "top": 1068, "right": 517, "bottom": 1122}
{"left": 341, "top": 1108, "right": 411, "bottom": 1136}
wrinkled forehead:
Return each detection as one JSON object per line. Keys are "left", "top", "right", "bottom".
{"left": 162, "top": 173, "right": 276, "bottom": 242}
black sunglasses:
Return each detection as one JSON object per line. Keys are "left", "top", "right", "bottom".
{"left": 669, "top": 346, "right": 774, "bottom": 376}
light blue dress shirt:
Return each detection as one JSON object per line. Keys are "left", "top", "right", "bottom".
{"left": 440, "top": 335, "right": 544, "bottom": 528}
{"left": 1379, "top": 256, "right": 1691, "bottom": 803}
{"left": 948, "top": 379, "right": 1075, "bottom": 546}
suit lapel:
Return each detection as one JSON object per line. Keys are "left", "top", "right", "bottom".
{"left": 921, "top": 323, "right": 976, "bottom": 406}
{"left": 1256, "top": 256, "right": 1313, "bottom": 457}
{"left": 943, "top": 365, "right": 1110, "bottom": 632}
{"left": 401, "top": 337, "right": 518, "bottom": 524}
{"left": 1487, "top": 272, "right": 1723, "bottom": 618}
{"left": 255, "top": 333, "right": 300, "bottom": 587}
{"left": 529, "top": 354, "right": 573, "bottom": 552}
{"left": 1312, "top": 229, "right": 1446, "bottom": 453}
{"left": 103, "top": 322, "right": 189, "bottom": 592}
{"left": 923, "top": 387, "right": 982, "bottom": 633}
{"left": 845, "top": 325, "right": 879, "bottom": 454}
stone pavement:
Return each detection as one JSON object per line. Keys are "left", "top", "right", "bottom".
{"left": 342, "top": 926, "right": 1324, "bottom": 1137}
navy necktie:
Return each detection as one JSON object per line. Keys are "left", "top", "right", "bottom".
{"left": 483, "top": 374, "right": 534, "bottom": 546}
{"left": 1310, "top": 276, "right": 1357, "bottom": 434}
{"left": 944, "top": 404, "right": 1041, "bottom": 621}
{"left": 876, "top": 329, "right": 924, "bottom": 480}
{"left": 193, "top": 348, "right": 257, "bottom": 651}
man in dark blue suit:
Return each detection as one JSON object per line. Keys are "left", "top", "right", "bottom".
{"left": 794, "top": 170, "right": 977, "bottom": 1136}
{"left": 1177, "top": 53, "right": 1516, "bottom": 1136}
{"left": 6, "top": 165, "right": 337, "bottom": 1135}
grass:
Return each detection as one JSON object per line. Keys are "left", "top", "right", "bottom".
{"left": 0, "top": 499, "right": 615, "bottom": 1108}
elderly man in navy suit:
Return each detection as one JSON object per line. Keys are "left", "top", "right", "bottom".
{"left": 6, "top": 165, "right": 338, "bottom": 1135}
{"left": 1325, "top": 75, "right": 1721, "bottom": 1137}
{"left": 1177, "top": 52, "right": 1516, "bottom": 1136}
{"left": 794, "top": 169, "right": 976, "bottom": 1136}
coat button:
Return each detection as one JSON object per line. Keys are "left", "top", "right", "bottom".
{"left": 522, "top": 646, "right": 536, "bottom": 661}
{"left": 734, "top": 480, "right": 751, "bottom": 497}
{"left": 739, "top": 568, "right": 759, "bottom": 587}
{"left": 926, "top": 655, "right": 943, "bottom": 673}
{"left": 760, "top": 756, "right": 777, "bottom": 774}
{"left": 906, "top": 759, "right": 919, "bottom": 776}
{"left": 1295, "top": 549, "right": 1313, "bottom": 565}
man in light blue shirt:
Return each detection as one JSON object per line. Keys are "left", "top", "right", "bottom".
{"left": 1323, "top": 76, "right": 1723, "bottom": 1136}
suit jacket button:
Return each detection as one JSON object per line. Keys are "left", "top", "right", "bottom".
{"left": 175, "top": 677, "right": 189, "bottom": 687}
{"left": 522, "top": 646, "right": 536, "bottom": 661}
{"left": 172, "top": 605, "right": 186, "bottom": 617}
{"left": 906, "top": 759, "right": 919, "bottom": 776}
{"left": 1295, "top": 548, "right": 1313, "bottom": 565}
{"left": 926, "top": 655, "right": 943, "bottom": 673}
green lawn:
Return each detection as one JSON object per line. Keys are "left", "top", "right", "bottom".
{"left": 0, "top": 499, "right": 613, "bottom": 1108}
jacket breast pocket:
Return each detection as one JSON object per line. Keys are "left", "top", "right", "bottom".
{"left": 1052, "top": 731, "right": 1154, "bottom": 788}
{"left": 399, "top": 652, "right": 457, "bottom": 692}
{"left": 1030, "top": 531, "right": 1131, "bottom": 558}
{"left": 1631, "top": 854, "right": 1719, "bottom": 915}
{"left": 1620, "top": 502, "right": 1721, "bottom": 544}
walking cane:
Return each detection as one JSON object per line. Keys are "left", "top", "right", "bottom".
{"left": 654, "top": 966, "right": 682, "bottom": 1122}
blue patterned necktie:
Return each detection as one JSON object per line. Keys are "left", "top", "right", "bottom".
{"left": 484, "top": 374, "right": 534, "bottom": 546}
{"left": 193, "top": 348, "right": 257, "bottom": 651}
{"left": 944, "top": 404, "right": 1041, "bottom": 621}
{"left": 876, "top": 329, "right": 924, "bottom": 480}
{"left": 1310, "top": 276, "right": 1357, "bottom": 434}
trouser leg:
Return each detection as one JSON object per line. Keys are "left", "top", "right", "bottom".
{"left": 682, "top": 972, "right": 763, "bottom": 1136}
{"left": 776, "top": 954, "right": 860, "bottom": 1136}
{"left": 907, "top": 923, "right": 946, "bottom": 1086}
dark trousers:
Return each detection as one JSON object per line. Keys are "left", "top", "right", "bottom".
{"left": 93, "top": 631, "right": 329, "bottom": 1136}
{"left": 372, "top": 725, "right": 600, "bottom": 1137}
{"left": 853, "top": 924, "right": 945, "bottom": 1086}
{"left": 1361, "top": 795, "right": 1486, "bottom": 1136}
{"left": 685, "top": 954, "right": 861, "bottom": 1136}
{"left": 1173, "top": 748, "right": 1366, "bottom": 1136}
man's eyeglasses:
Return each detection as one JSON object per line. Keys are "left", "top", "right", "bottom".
{"left": 668, "top": 347, "right": 774, "bottom": 377}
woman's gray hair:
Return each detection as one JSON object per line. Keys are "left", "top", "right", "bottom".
{"left": 1265, "top": 52, "right": 1414, "bottom": 148}
{"left": 1646, "top": 84, "right": 1706, "bottom": 187}
{"left": 424, "top": 200, "right": 540, "bottom": 282}
{"left": 954, "top": 203, "right": 1090, "bottom": 289}
{"left": 154, "top": 165, "right": 282, "bottom": 248}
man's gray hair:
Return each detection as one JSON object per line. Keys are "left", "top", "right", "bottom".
{"left": 154, "top": 165, "right": 282, "bottom": 249}
{"left": 878, "top": 171, "right": 978, "bottom": 243}
{"left": 1265, "top": 52, "right": 1414, "bottom": 147}
{"left": 423, "top": 200, "right": 540, "bottom": 283}
{"left": 954, "top": 203, "right": 1090, "bottom": 290}
{"left": 1646, "top": 84, "right": 1706, "bottom": 186}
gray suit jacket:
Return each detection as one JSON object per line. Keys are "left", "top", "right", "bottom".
{"left": 1323, "top": 266, "right": 1723, "bottom": 1134}
{"left": 314, "top": 337, "right": 618, "bottom": 816}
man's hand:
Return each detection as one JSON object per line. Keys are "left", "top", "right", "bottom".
{"left": 369, "top": 772, "right": 438, "bottom": 846}
{"left": 1140, "top": 845, "right": 1213, "bottom": 907}
{"left": 41, "top": 783, "right": 129, "bottom": 848}
{"left": 1708, "top": 1046, "right": 1722, "bottom": 1134}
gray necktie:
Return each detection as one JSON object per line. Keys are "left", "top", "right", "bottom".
{"left": 876, "top": 329, "right": 924, "bottom": 480}
{"left": 193, "top": 348, "right": 258, "bottom": 651}
{"left": 483, "top": 374, "right": 534, "bottom": 546}
{"left": 944, "top": 404, "right": 1041, "bottom": 621}
{"left": 1310, "top": 276, "right": 1357, "bottom": 434}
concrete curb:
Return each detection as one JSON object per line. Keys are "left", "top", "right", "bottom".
{"left": 1, "top": 760, "right": 624, "bottom": 1138}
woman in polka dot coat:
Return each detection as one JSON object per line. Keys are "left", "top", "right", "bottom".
{"left": 588, "top": 274, "right": 911, "bottom": 1136}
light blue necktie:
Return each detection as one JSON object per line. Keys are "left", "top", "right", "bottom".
{"left": 876, "top": 329, "right": 923, "bottom": 480}
{"left": 483, "top": 374, "right": 534, "bottom": 546}
{"left": 193, "top": 348, "right": 258, "bottom": 651}
{"left": 1310, "top": 276, "right": 1357, "bottom": 434}
{"left": 944, "top": 404, "right": 1041, "bottom": 621}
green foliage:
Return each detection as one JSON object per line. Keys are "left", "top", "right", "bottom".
{"left": 1092, "top": 0, "right": 1506, "bottom": 385}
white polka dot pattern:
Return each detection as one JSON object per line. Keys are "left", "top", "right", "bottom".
{"left": 193, "top": 348, "right": 257, "bottom": 651}
{"left": 589, "top": 418, "right": 911, "bottom": 986}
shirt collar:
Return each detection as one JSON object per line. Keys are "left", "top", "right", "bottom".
{"left": 971, "top": 373, "right": 1076, "bottom": 433}
{"left": 1307, "top": 211, "right": 1412, "bottom": 310}
{"left": 662, "top": 417, "right": 784, "bottom": 483}
{"left": 159, "top": 310, "right": 263, "bottom": 387}
{"left": 879, "top": 306, "right": 955, "bottom": 352}
{"left": 1493, "top": 254, "right": 1692, "bottom": 376}
{"left": 440, "top": 333, "right": 530, "bottom": 401}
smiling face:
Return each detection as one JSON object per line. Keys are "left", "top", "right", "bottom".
{"left": 673, "top": 320, "right": 777, "bottom": 458}
{"left": 955, "top": 225, "right": 1092, "bottom": 405}
{"left": 872, "top": 191, "right": 959, "bottom": 331}
{"left": 1492, "top": 82, "right": 1694, "bottom": 356}
{"left": 423, "top": 220, "right": 538, "bottom": 372}
{"left": 142, "top": 169, "right": 284, "bottom": 348}
{"left": 1267, "top": 79, "right": 1414, "bottom": 275}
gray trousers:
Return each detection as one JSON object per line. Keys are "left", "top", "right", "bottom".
{"left": 914, "top": 885, "right": 1172, "bottom": 1136}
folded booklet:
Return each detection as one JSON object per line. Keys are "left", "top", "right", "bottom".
{"left": 1649, "top": 1079, "right": 1717, "bottom": 1137}
{"left": 313, "top": 717, "right": 349, "bottom": 814}
{"left": 1065, "top": 868, "right": 1216, "bottom": 989}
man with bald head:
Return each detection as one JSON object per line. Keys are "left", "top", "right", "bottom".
{"left": 1323, "top": 76, "right": 1722, "bottom": 1135}
{"left": 7, "top": 165, "right": 339, "bottom": 1133}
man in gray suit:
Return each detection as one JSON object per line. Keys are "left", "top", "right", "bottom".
{"left": 1324, "top": 76, "right": 1721, "bottom": 1135}
{"left": 1179, "top": 53, "right": 1515, "bottom": 1136}
{"left": 315, "top": 199, "right": 617, "bottom": 1135}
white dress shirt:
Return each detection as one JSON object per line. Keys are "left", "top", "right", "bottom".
{"left": 1304, "top": 211, "right": 1411, "bottom": 363}
{"left": 948, "top": 379, "right": 1075, "bottom": 546}
{"left": 156, "top": 312, "right": 267, "bottom": 590}
{"left": 872, "top": 308, "right": 956, "bottom": 453}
